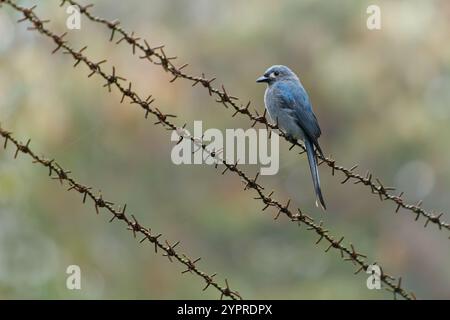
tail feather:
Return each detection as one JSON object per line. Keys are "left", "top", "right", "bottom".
{"left": 305, "top": 138, "right": 326, "bottom": 210}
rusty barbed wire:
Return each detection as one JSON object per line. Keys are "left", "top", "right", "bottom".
{"left": 59, "top": 0, "right": 450, "bottom": 238}
{"left": 2, "top": 0, "right": 415, "bottom": 299}
{"left": 0, "top": 124, "right": 241, "bottom": 300}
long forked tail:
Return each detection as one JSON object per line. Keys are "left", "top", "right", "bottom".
{"left": 305, "top": 138, "right": 326, "bottom": 210}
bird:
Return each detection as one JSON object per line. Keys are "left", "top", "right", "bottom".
{"left": 256, "top": 65, "right": 326, "bottom": 210}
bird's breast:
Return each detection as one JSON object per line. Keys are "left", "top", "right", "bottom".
{"left": 263, "top": 85, "right": 305, "bottom": 141}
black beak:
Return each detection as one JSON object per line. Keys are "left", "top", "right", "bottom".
{"left": 256, "top": 75, "right": 269, "bottom": 83}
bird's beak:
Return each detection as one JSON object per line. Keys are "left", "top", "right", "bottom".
{"left": 256, "top": 75, "right": 269, "bottom": 83}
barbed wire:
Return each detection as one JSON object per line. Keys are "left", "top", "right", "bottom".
{"left": 59, "top": 0, "right": 450, "bottom": 238}
{"left": 0, "top": 125, "right": 241, "bottom": 300}
{"left": 1, "top": 0, "right": 415, "bottom": 299}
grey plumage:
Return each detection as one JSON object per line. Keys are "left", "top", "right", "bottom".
{"left": 257, "top": 65, "right": 326, "bottom": 210}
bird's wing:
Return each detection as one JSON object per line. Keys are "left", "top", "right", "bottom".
{"left": 275, "top": 81, "right": 322, "bottom": 140}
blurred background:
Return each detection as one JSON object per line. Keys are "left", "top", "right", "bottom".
{"left": 0, "top": 0, "right": 449, "bottom": 299}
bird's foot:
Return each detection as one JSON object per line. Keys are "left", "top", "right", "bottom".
{"left": 286, "top": 135, "right": 297, "bottom": 144}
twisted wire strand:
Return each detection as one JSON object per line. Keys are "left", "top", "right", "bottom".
{"left": 60, "top": 0, "right": 449, "bottom": 237}
{"left": 2, "top": 0, "right": 415, "bottom": 299}
{"left": 0, "top": 125, "right": 241, "bottom": 300}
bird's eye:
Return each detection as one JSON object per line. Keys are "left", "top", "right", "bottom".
{"left": 274, "top": 71, "right": 279, "bottom": 76}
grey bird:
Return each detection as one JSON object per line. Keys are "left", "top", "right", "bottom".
{"left": 257, "top": 65, "right": 326, "bottom": 210}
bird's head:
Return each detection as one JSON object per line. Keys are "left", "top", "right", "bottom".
{"left": 256, "top": 65, "right": 298, "bottom": 85}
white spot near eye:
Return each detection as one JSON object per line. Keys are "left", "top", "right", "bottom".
{"left": 269, "top": 72, "right": 276, "bottom": 78}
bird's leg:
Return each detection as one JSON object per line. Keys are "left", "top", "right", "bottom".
{"left": 286, "top": 135, "right": 298, "bottom": 150}
{"left": 286, "top": 135, "right": 296, "bottom": 143}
